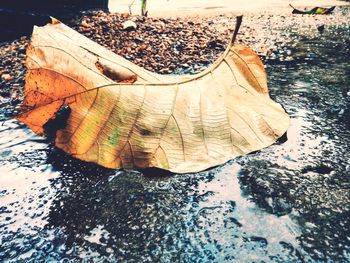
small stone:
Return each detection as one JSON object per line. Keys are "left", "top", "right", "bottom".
{"left": 1, "top": 74, "right": 14, "bottom": 81}
{"left": 121, "top": 13, "right": 130, "bottom": 18}
{"left": 154, "top": 21, "right": 165, "bottom": 29}
{"left": 81, "top": 20, "right": 91, "bottom": 28}
{"left": 134, "top": 37, "right": 144, "bottom": 43}
{"left": 198, "top": 58, "right": 209, "bottom": 64}
{"left": 138, "top": 44, "right": 148, "bottom": 51}
{"left": 122, "top": 21, "right": 137, "bottom": 31}
{"left": 193, "top": 64, "right": 201, "bottom": 70}
{"left": 144, "top": 25, "right": 156, "bottom": 31}
{"left": 159, "top": 68, "right": 170, "bottom": 74}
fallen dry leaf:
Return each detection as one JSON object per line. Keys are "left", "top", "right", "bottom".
{"left": 17, "top": 18, "right": 289, "bottom": 173}
{"left": 290, "top": 4, "right": 336, "bottom": 15}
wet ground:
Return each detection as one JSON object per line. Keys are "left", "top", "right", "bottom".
{"left": 1, "top": 9, "right": 350, "bottom": 263}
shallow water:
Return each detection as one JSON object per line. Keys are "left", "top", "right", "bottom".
{"left": 1, "top": 24, "right": 350, "bottom": 262}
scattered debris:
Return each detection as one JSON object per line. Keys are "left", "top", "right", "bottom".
{"left": 1, "top": 8, "right": 349, "bottom": 121}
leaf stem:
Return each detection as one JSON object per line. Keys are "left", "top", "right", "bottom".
{"left": 231, "top": 15, "right": 243, "bottom": 45}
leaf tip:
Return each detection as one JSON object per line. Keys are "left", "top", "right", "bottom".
{"left": 50, "top": 17, "right": 61, "bottom": 25}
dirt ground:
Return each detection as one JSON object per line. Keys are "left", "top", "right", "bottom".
{"left": 109, "top": 0, "right": 350, "bottom": 17}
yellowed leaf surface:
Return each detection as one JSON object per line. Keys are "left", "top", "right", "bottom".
{"left": 17, "top": 19, "right": 290, "bottom": 173}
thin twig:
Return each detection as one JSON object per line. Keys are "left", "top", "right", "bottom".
{"left": 128, "top": 0, "right": 136, "bottom": 14}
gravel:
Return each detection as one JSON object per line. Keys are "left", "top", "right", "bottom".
{"left": 0, "top": 7, "right": 349, "bottom": 120}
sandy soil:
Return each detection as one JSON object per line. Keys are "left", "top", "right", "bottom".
{"left": 109, "top": 0, "right": 350, "bottom": 17}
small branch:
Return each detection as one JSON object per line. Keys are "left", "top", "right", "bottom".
{"left": 128, "top": 0, "right": 136, "bottom": 14}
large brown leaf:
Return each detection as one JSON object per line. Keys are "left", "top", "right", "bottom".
{"left": 17, "top": 18, "right": 290, "bottom": 173}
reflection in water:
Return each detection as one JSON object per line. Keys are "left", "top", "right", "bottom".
{"left": 0, "top": 137, "right": 307, "bottom": 262}
{"left": 1, "top": 17, "right": 350, "bottom": 263}
{"left": 47, "top": 157, "right": 306, "bottom": 262}
{"left": 239, "top": 24, "right": 350, "bottom": 261}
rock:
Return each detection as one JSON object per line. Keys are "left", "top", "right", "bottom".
{"left": 193, "top": 65, "right": 201, "bottom": 71}
{"left": 145, "top": 25, "right": 156, "bottom": 31}
{"left": 121, "top": 13, "right": 130, "bottom": 18}
{"left": 81, "top": 20, "right": 91, "bottom": 28}
{"left": 154, "top": 21, "right": 165, "bottom": 29}
{"left": 138, "top": 44, "right": 148, "bottom": 51}
{"left": 159, "top": 68, "right": 170, "bottom": 74}
{"left": 134, "top": 37, "right": 144, "bottom": 43}
{"left": 122, "top": 20, "right": 137, "bottom": 31}
{"left": 1, "top": 74, "right": 14, "bottom": 81}
{"left": 317, "top": 25, "right": 325, "bottom": 34}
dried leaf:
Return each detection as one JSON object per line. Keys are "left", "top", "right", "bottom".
{"left": 17, "top": 19, "right": 290, "bottom": 173}
{"left": 290, "top": 4, "right": 336, "bottom": 15}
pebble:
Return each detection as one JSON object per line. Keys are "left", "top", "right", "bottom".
{"left": 1, "top": 74, "right": 14, "bottom": 81}
{"left": 81, "top": 20, "right": 91, "bottom": 28}
{"left": 122, "top": 20, "right": 137, "bottom": 31}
